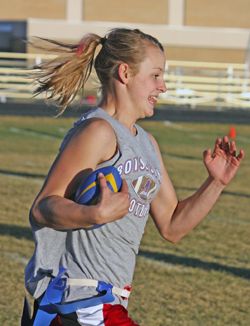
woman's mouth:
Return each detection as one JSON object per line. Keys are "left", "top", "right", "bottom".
{"left": 148, "top": 95, "right": 158, "bottom": 105}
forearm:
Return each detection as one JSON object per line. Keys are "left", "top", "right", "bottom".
{"left": 31, "top": 195, "right": 97, "bottom": 230}
{"left": 151, "top": 134, "right": 243, "bottom": 243}
{"left": 167, "top": 176, "right": 225, "bottom": 242}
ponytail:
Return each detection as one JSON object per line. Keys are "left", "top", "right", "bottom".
{"left": 32, "top": 34, "right": 102, "bottom": 115}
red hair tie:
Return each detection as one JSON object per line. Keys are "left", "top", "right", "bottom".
{"left": 76, "top": 43, "right": 85, "bottom": 56}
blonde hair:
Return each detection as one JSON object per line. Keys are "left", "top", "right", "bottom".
{"left": 33, "top": 28, "right": 164, "bottom": 115}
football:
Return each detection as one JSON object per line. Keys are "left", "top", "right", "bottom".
{"left": 75, "top": 165, "right": 122, "bottom": 205}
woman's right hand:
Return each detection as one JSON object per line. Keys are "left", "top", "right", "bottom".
{"left": 91, "top": 173, "right": 130, "bottom": 224}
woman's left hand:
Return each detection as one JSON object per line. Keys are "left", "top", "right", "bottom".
{"left": 203, "top": 136, "right": 244, "bottom": 186}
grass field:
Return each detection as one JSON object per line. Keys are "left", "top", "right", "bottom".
{"left": 0, "top": 114, "right": 249, "bottom": 326}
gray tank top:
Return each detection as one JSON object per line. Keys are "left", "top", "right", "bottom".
{"left": 25, "top": 107, "right": 162, "bottom": 306}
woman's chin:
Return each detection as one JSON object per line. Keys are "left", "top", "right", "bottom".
{"left": 137, "top": 105, "right": 155, "bottom": 119}
{"left": 145, "top": 106, "right": 155, "bottom": 118}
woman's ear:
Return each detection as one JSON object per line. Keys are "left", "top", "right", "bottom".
{"left": 117, "top": 63, "right": 130, "bottom": 84}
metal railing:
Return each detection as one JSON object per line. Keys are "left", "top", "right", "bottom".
{"left": 161, "top": 60, "right": 250, "bottom": 109}
{"left": 0, "top": 52, "right": 249, "bottom": 109}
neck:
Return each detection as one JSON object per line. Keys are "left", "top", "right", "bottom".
{"left": 99, "top": 95, "right": 138, "bottom": 136}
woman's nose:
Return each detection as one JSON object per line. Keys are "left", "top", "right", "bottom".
{"left": 158, "top": 80, "right": 167, "bottom": 93}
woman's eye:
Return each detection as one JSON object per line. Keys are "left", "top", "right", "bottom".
{"left": 154, "top": 75, "right": 159, "bottom": 79}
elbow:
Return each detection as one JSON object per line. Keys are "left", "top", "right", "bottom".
{"left": 163, "top": 234, "right": 182, "bottom": 244}
{"left": 160, "top": 206, "right": 186, "bottom": 244}
{"left": 29, "top": 202, "right": 39, "bottom": 225}
{"left": 161, "top": 229, "right": 185, "bottom": 244}
{"left": 29, "top": 199, "right": 46, "bottom": 227}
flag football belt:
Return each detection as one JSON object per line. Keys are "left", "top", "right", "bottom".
{"left": 33, "top": 267, "right": 131, "bottom": 326}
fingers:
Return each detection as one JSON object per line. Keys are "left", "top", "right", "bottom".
{"left": 214, "top": 136, "right": 243, "bottom": 160}
{"left": 229, "top": 140, "right": 237, "bottom": 157}
{"left": 98, "top": 172, "right": 108, "bottom": 190}
{"left": 220, "top": 136, "right": 230, "bottom": 153}
{"left": 203, "top": 148, "right": 212, "bottom": 164}
{"left": 215, "top": 137, "right": 222, "bottom": 147}
{"left": 215, "top": 136, "right": 231, "bottom": 153}
{"left": 98, "top": 174, "right": 129, "bottom": 201}
{"left": 213, "top": 138, "right": 222, "bottom": 157}
{"left": 222, "top": 137, "right": 237, "bottom": 156}
{"left": 237, "top": 149, "right": 245, "bottom": 161}
{"left": 96, "top": 175, "right": 130, "bottom": 224}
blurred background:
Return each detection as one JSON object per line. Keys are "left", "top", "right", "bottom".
{"left": 1, "top": 0, "right": 250, "bottom": 61}
{"left": 0, "top": 0, "right": 250, "bottom": 112}
{"left": 0, "top": 1, "right": 250, "bottom": 325}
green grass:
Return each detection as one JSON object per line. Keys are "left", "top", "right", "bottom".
{"left": 0, "top": 115, "right": 249, "bottom": 325}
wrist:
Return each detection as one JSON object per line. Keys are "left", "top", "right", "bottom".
{"left": 207, "top": 175, "right": 226, "bottom": 191}
{"left": 88, "top": 204, "right": 105, "bottom": 225}
{"left": 79, "top": 205, "right": 100, "bottom": 228}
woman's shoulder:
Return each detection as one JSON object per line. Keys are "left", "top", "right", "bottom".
{"left": 73, "top": 117, "right": 116, "bottom": 145}
{"left": 60, "top": 115, "right": 116, "bottom": 154}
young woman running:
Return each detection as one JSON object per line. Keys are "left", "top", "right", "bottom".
{"left": 24, "top": 28, "right": 244, "bottom": 326}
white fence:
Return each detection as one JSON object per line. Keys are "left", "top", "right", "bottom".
{"left": 0, "top": 52, "right": 249, "bottom": 109}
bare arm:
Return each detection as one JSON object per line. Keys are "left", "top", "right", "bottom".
{"left": 149, "top": 135, "right": 244, "bottom": 243}
{"left": 31, "top": 119, "right": 130, "bottom": 230}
